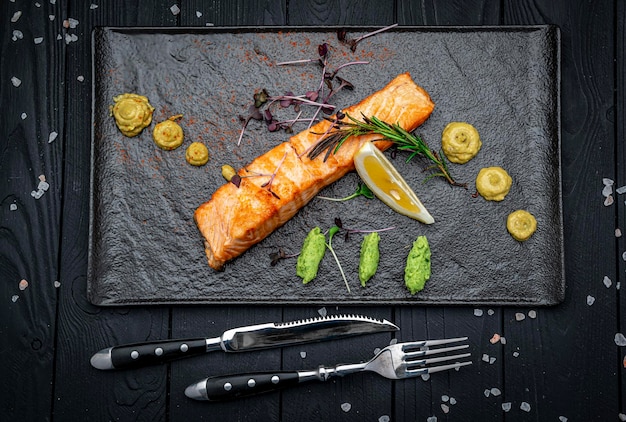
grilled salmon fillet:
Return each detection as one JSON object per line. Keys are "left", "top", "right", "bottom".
{"left": 195, "top": 72, "right": 435, "bottom": 270}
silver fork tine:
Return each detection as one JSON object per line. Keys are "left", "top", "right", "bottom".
{"left": 405, "top": 352, "right": 472, "bottom": 368}
{"left": 402, "top": 344, "right": 469, "bottom": 360}
{"left": 400, "top": 336, "right": 469, "bottom": 350}
{"left": 409, "top": 360, "right": 473, "bottom": 376}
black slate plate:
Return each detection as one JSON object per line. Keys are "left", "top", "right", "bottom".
{"left": 88, "top": 26, "right": 563, "bottom": 306}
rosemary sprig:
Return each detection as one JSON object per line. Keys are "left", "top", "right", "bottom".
{"left": 309, "top": 113, "right": 466, "bottom": 188}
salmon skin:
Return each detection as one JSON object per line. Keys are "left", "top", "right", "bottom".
{"left": 194, "top": 73, "right": 435, "bottom": 270}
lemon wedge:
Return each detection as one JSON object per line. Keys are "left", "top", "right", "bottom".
{"left": 354, "top": 141, "right": 434, "bottom": 224}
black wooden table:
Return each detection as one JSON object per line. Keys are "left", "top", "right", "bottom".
{"left": 1, "top": 1, "right": 624, "bottom": 421}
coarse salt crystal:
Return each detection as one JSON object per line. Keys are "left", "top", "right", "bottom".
{"left": 51, "top": 0, "right": 57, "bottom": 4}
{"left": 489, "top": 356, "right": 496, "bottom": 364}
{"left": 421, "top": 373, "right": 430, "bottom": 381}
{"left": 617, "top": 282, "right": 621, "bottom": 290}
{"left": 11, "top": 76, "right": 21, "bottom": 87}
{"left": 31, "top": 190, "right": 43, "bottom": 199}
{"left": 196, "top": 11, "right": 203, "bottom": 18}
{"left": 587, "top": 295, "right": 595, "bottom": 306}
{"left": 205, "top": 23, "right": 215, "bottom": 27}
{"left": 559, "top": 417, "right": 568, "bottom": 422}
{"left": 426, "top": 417, "right": 437, "bottom": 422}
{"left": 483, "top": 389, "right": 491, "bottom": 397}
{"left": 513, "top": 351, "right": 520, "bottom": 357}
{"left": 441, "top": 403, "right": 450, "bottom": 413}
{"left": 603, "top": 178, "right": 614, "bottom": 186}
{"left": 68, "top": 18, "right": 79, "bottom": 28}
{"left": 487, "top": 309, "right": 495, "bottom": 316}
{"left": 520, "top": 401, "right": 531, "bottom": 412}
{"left": 54, "top": 281, "right": 61, "bottom": 288}
{"left": 490, "top": 333, "right": 501, "bottom": 344}
{"left": 500, "top": 336, "right": 507, "bottom": 345}
{"left": 48, "top": 131, "right": 58, "bottom": 143}
{"left": 616, "top": 228, "right": 622, "bottom": 237}
{"left": 490, "top": 387, "right": 501, "bottom": 396}
{"left": 604, "top": 195, "right": 614, "bottom": 206}
{"left": 340, "top": 402, "right": 351, "bottom": 412}
{"left": 619, "top": 414, "right": 626, "bottom": 422}
{"left": 35, "top": 2, "right": 41, "bottom": 6}
{"left": 39, "top": 174, "right": 46, "bottom": 182}
{"left": 38, "top": 181, "right": 50, "bottom": 191}
{"left": 90, "top": 4, "right": 98, "bottom": 9}
{"left": 21, "top": 113, "right": 27, "bottom": 120}
{"left": 622, "top": 251, "right": 626, "bottom": 261}
{"left": 34, "top": 37, "right": 44, "bottom": 44}
{"left": 12, "top": 295, "right": 19, "bottom": 302}
{"left": 389, "top": 338, "right": 397, "bottom": 345}
{"left": 299, "top": 351, "right": 306, "bottom": 358}
{"left": 49, "top": 15, "right": 55, "bottom": 21}
{"left": 528, "top": 310, "right": 537, "bottom": 319}
{"left": 603, "top": 276, "right": 612, "bottom": 288}
{"left": 378, "top": 416, "right": 390, "bottom": 422}
{"left": 481, "top": 353, "right": 490, "bottom": 363}
{"left": 617, "top": 185, "right": 626, "bottom": 194}
{"left": 19, "top": 279, "right": 28, "bottom": 290}
{"left": 317, "top": 307, "right": 327, "bottom": 317}
{"left": 10, "top": 204, "right": 17, "bottom": 211}
{"left": 77, "top": 75, "right": 84, "bottom": 82}
{"left": 170, "top": 4, "right": 180, "bottom": 15}
{"left": 441, "top": 395, "right": 449, "bottom": 402}
{"left": 615, "top": 333, "right": 626, "bottom": 347}
{"left": 11, "top": 11, "right": 22, "bottom": 22}
{"left": 449, "top": 397, "right": 457, "bottom": 405}
{"left": 12, "top": 30, "right": 23, "bottom": 41}
{"left": 602, "top": 184, "right": 613, "bottom": 197}
{"left": 473, "top": 309, "right": 483, "bottom": 317}
{"left": 502, "top": 402, "right": 512, "bottom": 412}
{"left": 57, "top": 34, "right": 62, "bottom": 40}
{"left": 515, "top": 312, "right": 525, "bottom": 321}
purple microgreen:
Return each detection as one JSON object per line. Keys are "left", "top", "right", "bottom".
{"left": 230, "top": 174, "right": 242, "bottom": 188}
{"left": 333, "top": 216, "right": 395, "bottom": 242}
{"left": 318, "top": 42, "right": 329, "bottom": 58}
{"left": 305, "top": 90, "right": 319, "bottom": 101}
{"left": 269, "top": 248, "right": 299, "bottom": 266}
{"left": 268, "top": 94, "right": 335, "bottom": 110}
{"left": 280, "top": 91, "right": 294, "bottom": 107}
{"left": 328, "top": 60, "right": 369, "bottom": 79}
{"left": 259, "top": 151, "right": 288, "bottom": 199}
{"left": 338, "top": 23, "right": 399, "bottom": 52}
{"left": 253, "top": 89, "right": 270, "bottom": 108}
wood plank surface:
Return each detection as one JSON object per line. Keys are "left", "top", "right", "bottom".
{"left": 0, "top": 0, "right": 624, "bottom": 421}
{"left": 0, "top": 0, "right": 66, "bottom": 419}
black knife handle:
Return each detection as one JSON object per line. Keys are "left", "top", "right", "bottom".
{"left": 203, "top": 372, "right": 302, "bottom": 401}
{"left": 101, "top": 338, "right": 208, "bottom": 370}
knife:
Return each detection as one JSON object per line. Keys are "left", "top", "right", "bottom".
{"left": 90, "top": 314, "right": 398, "bottom": 370}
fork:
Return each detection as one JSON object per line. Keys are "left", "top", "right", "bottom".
{"left": 185, "top": 337, "right": 472, "bottom": 401}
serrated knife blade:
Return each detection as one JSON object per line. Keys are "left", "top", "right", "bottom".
{"left": 90, "top": 314, "right": 398, "bottom": 370}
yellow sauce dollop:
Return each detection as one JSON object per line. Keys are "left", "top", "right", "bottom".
{"left": 507, "top": 210, "right": 537, "bottom": 241}
{"left": 441, "top": 122, "right": 482, "bottom": 164}
{"left": 475, "top": 166, "right": 512, "bottom": 201}
{"left": 110, "top": 93, "right": 155, "bottom": 137}
{"left": 153, "top": 115, "right": 184, "bottom": 150}
{"left": 186, "top": 142, "right": 209, "bottom": 166}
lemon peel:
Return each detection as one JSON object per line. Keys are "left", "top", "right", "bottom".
{"left": 354, "top": 141, "right": 434, "bottom": 224}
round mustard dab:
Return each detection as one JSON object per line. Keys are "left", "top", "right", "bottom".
{"left": 153, "top": 115, "right": 184, "bottom": 150}
{"left": 507, "top": 210, "right": 537, "bottom": 241}
{"left": 110, "top": 93, "right": 155, "bottom": 137}
{"left": 441, "top": 122, "right": 482, "bottom": 164}
{"left": 186, "top": 142, "right": 209, "bottom": 166}
{"left": 475, "top": 166, "right": 512, "bottom": 201}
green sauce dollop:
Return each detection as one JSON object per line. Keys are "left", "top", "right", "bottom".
{"left": 296, "top": 227, "right": 326, "bottom": 284}
{"left": 404, "top": 235, "right": 431, "bottom": 294}
{"left": 359, "top": 232, "right": 380, "bottom": 286}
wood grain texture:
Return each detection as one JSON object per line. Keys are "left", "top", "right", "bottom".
{"left": 397, "top": 0, "right": 501, "bottom": 25}
{"left": 180, "top": 0, "right": 286, "bottom": 26}
{"left": 502, "top": 1, "right": 619, "bottom": 420}
{"left": 0, "top": 0, "right": 65, "bottom": 419}
{"left": 288, "top": 0, "right": 395, "bottom": 26}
